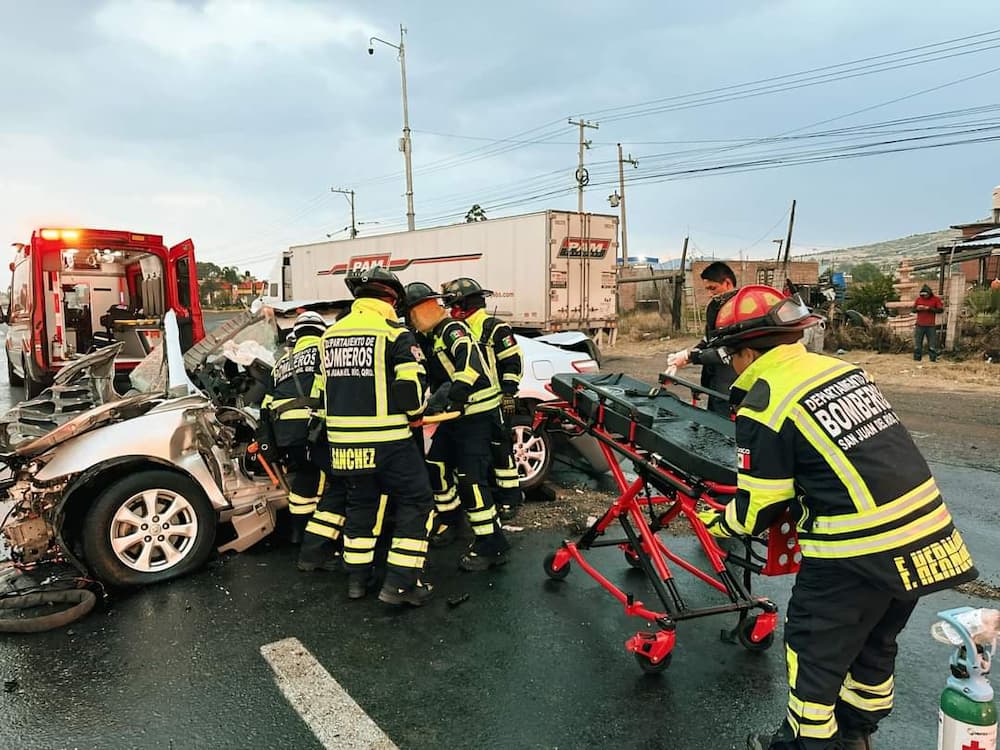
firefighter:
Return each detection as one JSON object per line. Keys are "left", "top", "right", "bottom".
{"left": 260, "top": 311, "right": 328, "bottom": 544}
{"left": 441, "top": 277, "right": 524, "bottom": 521}
{"left": 297, "top": 301, "right": 355, "bottom": 573}
{"left": 403, "top": 281, "right": 511, "bottom": 572}
{"left": 690, "top": 285, "right": 978, "bottom": 750}
{"left": 321, "top": 267, "right": 434, "bottom": 605}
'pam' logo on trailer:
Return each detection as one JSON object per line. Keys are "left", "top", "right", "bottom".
{"left": 317, "top": 251, "right": 485, "bottom": 276}
{"left": 557, "top": 237, "right": 611, "bottom": 259}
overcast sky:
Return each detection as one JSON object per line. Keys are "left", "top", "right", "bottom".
{"left": 2, "top": 0, "right": 998, "bottom": 279}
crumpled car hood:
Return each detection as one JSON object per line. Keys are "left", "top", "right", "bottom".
{"left": 0, "top": 343, "right": 128, "bottom": 454}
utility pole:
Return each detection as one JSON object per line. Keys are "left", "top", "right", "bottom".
{"left": 673, "top": 235, "right": 689, "bottom": 330}
{"left": 568, "top": 118, "right": 599, "bottom": 214}
{"left": 331, "top": 187, "right": 356, "bottom": 238}
{"left": 616, "top": 143, "right": 639, "bottom": 266}
{"left": 772, "top": 238, "right": 784, "bottom": 263}
{"left": 782, "top": 199, "right": 797, "bottom": 267}
{"left": 369, "top": 24, "right": 415, "bottom": 231}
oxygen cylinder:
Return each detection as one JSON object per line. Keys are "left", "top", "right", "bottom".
{"left": 935, "top": 607, "right": 998, "bottom": 750}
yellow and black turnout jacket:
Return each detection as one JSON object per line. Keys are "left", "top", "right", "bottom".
{"left": 723, "top": 342, "right": 976, "bottom": 596}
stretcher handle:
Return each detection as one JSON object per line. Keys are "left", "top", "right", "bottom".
{"left": 414, "top": 411, "right": 462, "bottom": 426}
{"left": 657, "top": 372, "right": 729, "bottom": 404}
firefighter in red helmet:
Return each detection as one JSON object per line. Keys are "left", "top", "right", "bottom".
{"left": 695, "top": 285, "right": 977, "bottom": 750}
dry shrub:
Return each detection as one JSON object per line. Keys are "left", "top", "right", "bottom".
{"left": 824, "top": 323, "right": 910, "bottom": 354}
{"left": 618, "top": 311, "right": 674, "bottom": 341}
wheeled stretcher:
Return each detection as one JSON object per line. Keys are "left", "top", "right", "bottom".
{"left": 535, "top": 372, "right": 801, "bottom": 673}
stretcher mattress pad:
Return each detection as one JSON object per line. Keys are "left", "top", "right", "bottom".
{"left": 551, "top": 372, "right": 737, "bottom": 486}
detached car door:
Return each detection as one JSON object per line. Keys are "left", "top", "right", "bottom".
{"left": 166, "top": 239, "right": 206, "bottom": 351}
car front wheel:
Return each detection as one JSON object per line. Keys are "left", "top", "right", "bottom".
{"left": 82, "top": 470, "right": 217, "bottom": 587}
{"left": 511, "top": 415, "right": 552, "bottom": 490}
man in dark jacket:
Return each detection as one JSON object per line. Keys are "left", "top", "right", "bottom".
{"left": 666, "top": 261, "right": 739, "bottom": 415}
{"left": 912, "top": 283, "right": 944, "bottom": 362}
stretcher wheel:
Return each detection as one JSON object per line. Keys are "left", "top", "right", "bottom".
{"left": 634, "top": 651, "right": 672, "bottom": 674}
{"left": 737, "top": 615, "right": 775, "bottom": 652}
{"left": 543, "top": 552, "right": 570, "bottom": 580}
{"left": 623, "top": 546, "right": 642, "bottom": 570}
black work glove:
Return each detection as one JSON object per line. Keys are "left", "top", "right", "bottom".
{"left": 501, "top": 394, "right": 516, "bottom": 418}
{"left": 425, "top": 384, "right": 451, "bottom": 416}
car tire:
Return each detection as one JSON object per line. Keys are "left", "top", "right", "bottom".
{"left": 22, "top": 356, "right": 44, "bottom": 400}
{"left": 81, "top": 469, "right": 217, "bottom": 587}
{"left": 7, "top": 352, "right": 24, "bottom": 387}
{"left": 511, "top": 414, "right": 552, "bottom": 491}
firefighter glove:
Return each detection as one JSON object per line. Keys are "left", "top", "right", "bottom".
{"left": 667, "top": 349, "right": 690, "bottom": 369}
{"left": 697, "top": 509, "right": 734, "bottom": 538}
{"left": 426, "top": 384, "right": 451, "bottom": 416}
{"left": 501, "top": 394, "right": 516, "bottom": 418}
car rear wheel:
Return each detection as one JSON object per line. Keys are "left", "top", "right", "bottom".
{"left": 511, "top": 415, "right": 552, "bottom": 491}
{"left": 82, "top": 470, "right": 216, "bottom": 587}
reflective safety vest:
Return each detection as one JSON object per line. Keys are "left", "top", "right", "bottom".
{"left": 261, "top": 335, "right": 323, "bottom": 445}
{"left": 426, "top": 318, "right": 501, "bottom": 416}
{"left": 465, "top": 308, "right": 522, "bottom": 396}
{"left": 320, "top": 298, "right": 426, "bottom": 450}
{"left": 725, "top": 342, "right": 976, "bottom": 596}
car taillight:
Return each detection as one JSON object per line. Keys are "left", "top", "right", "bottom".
{"left": 572, "top": 359, "right": 599, "bottom": 373}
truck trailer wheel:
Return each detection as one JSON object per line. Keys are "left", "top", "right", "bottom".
{"left": 82, "top": 470, "right": 217, "bottom": 587}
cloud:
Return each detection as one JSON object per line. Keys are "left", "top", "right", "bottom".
{"left": 93, "top": 0, "right": 374, "bottom": 61}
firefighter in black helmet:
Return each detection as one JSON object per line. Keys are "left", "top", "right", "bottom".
{"left": 311, "top": 267, "right": 435, "bottom": 605}
{"left": 441, "top": 277, "right": 524, "bottom": 522}
{"left": 261, "top": 310, "right": 328, "bottom": 544}
{"left": 403, "top": 281, "right": 510, "bottom": 571}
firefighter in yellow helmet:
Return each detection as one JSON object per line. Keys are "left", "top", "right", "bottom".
{"left": 441, "top": 277, "right": 524, "bottom": 521}
{"left": 694, "top": 285, "right": 978, "bottom": 750}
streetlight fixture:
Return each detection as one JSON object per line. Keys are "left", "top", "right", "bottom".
{"left": 368, "top": 24, "right": 415, "bottom": 231}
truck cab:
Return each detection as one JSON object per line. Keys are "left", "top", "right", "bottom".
{"left": 4, "top": 228, "right": 204, "bottom": 399}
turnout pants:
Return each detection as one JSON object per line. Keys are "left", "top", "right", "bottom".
{"left": 299, "top": 476, "right": 347, "bottom": 565}
{"left": 771, "top": 560, "right": 918, "bottom": 749}
{"left": 282, "top": 444, "right": 325, "bottom": 517}
{"left": 913, "top": 325, "right": 939, "bottom": 361}
{"left": 491, "top": 413, "right": 523, "bottom": 511}
{"left": 426, "top": 413, "right": 504, "bottom": 550}
{"left": 341, "top": 440, "right": 434, "bottom": 590}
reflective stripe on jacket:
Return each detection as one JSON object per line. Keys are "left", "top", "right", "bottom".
{"left": 725, "top": 342, "right": 976, "bottom": 595}
{"left": 465, "top": 308, "right": 523, "bottom": 396}
{"left": 428, "top": 318, "right": 500, "bottom": 416}
{"left": 321, "top": 298, "right": 427, "bottom": 446}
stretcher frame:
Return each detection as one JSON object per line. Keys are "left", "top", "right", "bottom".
{"left": 536, "top": 373, "right": 800, "bottom": 673}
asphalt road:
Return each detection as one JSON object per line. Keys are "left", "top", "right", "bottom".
{"left": 0, "top": 321, "right": 997, "bottom": 749}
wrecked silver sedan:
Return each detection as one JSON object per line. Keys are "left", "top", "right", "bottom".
{"left": 0, "top": 308, "right": 296, "bottom": 589}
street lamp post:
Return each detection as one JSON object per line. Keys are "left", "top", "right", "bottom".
{"left": 369, "top": 25, "right": 415, "bottom": 231}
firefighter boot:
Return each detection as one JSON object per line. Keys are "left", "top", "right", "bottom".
{"left": 347, "top": 571, "right": 370, "bottom": 600}
{"left": 378, "top": 579, "right": 434, "bottom": 607}
{"left": 840, "top": 732, "right": 872, "bottom": 750}
{"left": 459, "top": 530, "right": 511, "bottom": 572}
{"left": 297, "top": 552, "right": 342, "bottom": 573}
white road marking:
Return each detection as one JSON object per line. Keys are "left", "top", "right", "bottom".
{"left": 260, "top": 637, "right": 398, "bottom": 750}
